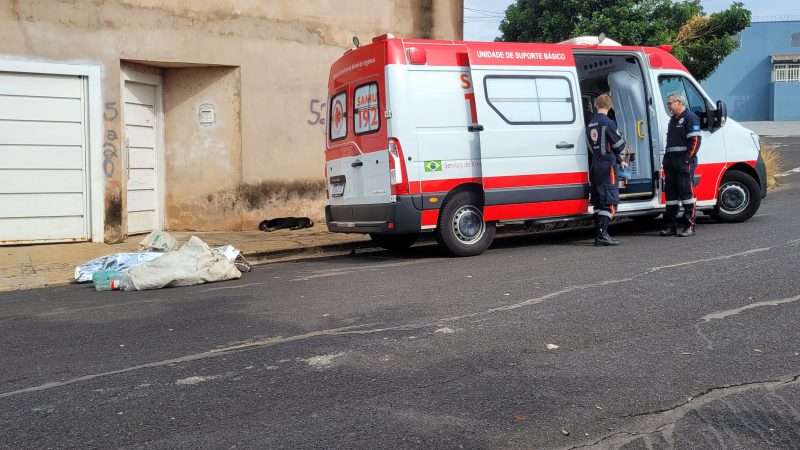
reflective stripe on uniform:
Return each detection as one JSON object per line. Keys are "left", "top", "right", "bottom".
{"left": 666, "top": 146, "right": 687, "bottom": 152}
{"left": 597, "top": 210, "right": 613, "bottom": 218}
{"left": 686, "top": 132, "right": 702, "bottom": 138}
{"left": 600, "top": 126, "right": 607, "bottom": 155}
{"left": 612, "top": 138, "right": 626, "bottom": 149}
{"left": 666, "top": 200, "right": 681, "bottom": 205}
{"left": 681, "top": 198, "right": 696, "bottom": 205}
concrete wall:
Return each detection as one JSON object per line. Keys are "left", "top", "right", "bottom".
{"left": 0, "top": 0, "right": 463, "bottom": 240}
{"left": 163, "top": 66, "right": 243, "bottom": 231}
{"left": 770, "top": 82, "right": 800, "bottom": 121}
{"left": 702, "top": 21, "right": 800, "bottom": 122}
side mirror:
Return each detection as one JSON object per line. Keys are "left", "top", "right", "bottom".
{"left": 714, "top": 100, "right": 727, "bottom": 130}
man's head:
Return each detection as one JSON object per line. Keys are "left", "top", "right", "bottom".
{"left": 594, "top": 94, "right": 613, "bottom": 113}
{"left": 666, "top": 92, "right": 687, "bottom": 116}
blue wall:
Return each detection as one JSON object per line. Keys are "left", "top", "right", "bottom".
{"left": 701, "top": 21, "right": 800, "bottom": 121}
{"left": 771, "top": 82, "right": 800, "bottom": 120}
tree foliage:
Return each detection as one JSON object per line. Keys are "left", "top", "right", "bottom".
{"left": 497, "top": 0, "right": 751, "bottom": 80}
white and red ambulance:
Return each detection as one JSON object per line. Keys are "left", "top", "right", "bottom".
{"left": 324, "top": 34, "right": 767, "bottom": 256}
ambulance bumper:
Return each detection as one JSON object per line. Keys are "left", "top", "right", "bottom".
{"left": 755, "top": 153, "right": 768, "bottom": 198}
{"left": 326, "top": 195, "right": 422, "bottom": 234}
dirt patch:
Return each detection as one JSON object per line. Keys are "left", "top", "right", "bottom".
{"left": 104, "top": 180, "right": 123, "bottom": 242}
{"left": 167, "top": 179, "right": 327, "bottom": 231}
{"left": 410, "top": 0, "right": 434, "bottom": 39}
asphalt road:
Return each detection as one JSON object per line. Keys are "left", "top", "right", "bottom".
{"left": 1, "top": 138, "right": 799, "bottom": 449}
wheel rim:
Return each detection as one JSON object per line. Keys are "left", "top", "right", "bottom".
{"left": 451, "top": 205, "right": 485, "bottom": 245}
{"left": 719, "top": 181, "right": 750, "bottom": 215}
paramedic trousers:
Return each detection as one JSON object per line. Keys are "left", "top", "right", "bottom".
{"left": 590, "top": 157, "right": 619, "bottom": 218}
{"left": 663, "top": 151, "right": 697, "bottom": 229}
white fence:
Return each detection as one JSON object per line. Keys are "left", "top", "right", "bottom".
{"left": 772, "top": 64, "right": 800, "bottom": 82}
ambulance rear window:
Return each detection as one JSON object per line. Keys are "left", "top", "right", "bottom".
{"left": 484, "top": 75, "right": 575, "bottom": 125}
{"left": 354, "top": 82, "right": 380, "bottom": 135}
{"left": 329, "top": 91, "right": 347, "bottom": 141}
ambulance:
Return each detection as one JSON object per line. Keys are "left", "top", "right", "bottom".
{"left": 324, "top": 34, "right": 767, "bottom": 256}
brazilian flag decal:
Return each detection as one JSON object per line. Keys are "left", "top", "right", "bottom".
{"left": 424, "top": 160, "right": 443, "bottom": 172}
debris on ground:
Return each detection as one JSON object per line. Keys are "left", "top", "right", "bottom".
{"left": 121, "top": 236, "right": 241, "bottom": 291}
{"left": 137, "top": 230, "right": 178, "bottom": 253}
{"left": 75, "top": 252, "right": 164, "bottom": 283}
{"left": 546, "top": 344, "right": 560, "bottom": 350}
{"left": 75, "top": 236, "right": 250, "bottom": 289}
{"left": 214, "top": 245, "right": 251, "bottom": 272}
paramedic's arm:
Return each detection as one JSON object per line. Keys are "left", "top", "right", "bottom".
{"left": 686, "top": 115, "right": 702, "bottom": 158}
{"left": 607, "top": 126, "right": 627, "bottom": 164}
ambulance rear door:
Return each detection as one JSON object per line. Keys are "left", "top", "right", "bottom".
{"left": 326, "top": 48, "right": 392, "bottom": 208}
{"left": 466, "top": 43, "right": 589, "bottom": 221}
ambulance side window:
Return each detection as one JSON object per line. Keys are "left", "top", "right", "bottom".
{"left": 329, "top": 91, "right": 348, "bottom": 141}
{"left": 658, "top": 75, "right": 709, "bottom": 129}
{"left": 353, "top": 82, "right": 380, "bottom": 135}
{"left": 484, "top": 75, "right": 575, "bottom": 125}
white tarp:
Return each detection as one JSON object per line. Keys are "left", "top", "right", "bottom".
{"left": 123, "top": 236, "right": 241, "bottom": 291}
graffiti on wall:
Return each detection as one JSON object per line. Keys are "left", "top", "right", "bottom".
{"left": 103, "top": 102, "right": 119, "bottom": 178}
{"left": 306, "top": 99, "right": 327, "bottom": 126}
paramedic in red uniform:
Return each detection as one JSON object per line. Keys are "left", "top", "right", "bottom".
{"left": 660, "top": 92, "right": 702, "bottom": 237}
{"left": 586, "top": 94, "right": 628, "bottom": 246}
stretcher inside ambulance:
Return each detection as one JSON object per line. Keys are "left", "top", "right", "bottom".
{"left": 324, "top": 35, "right": 767, "bottom": 256}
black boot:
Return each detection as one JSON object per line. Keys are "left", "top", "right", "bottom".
{"left": 659, "top": 222, "right": 677, "bottom": 236}
{"left": 601, "top": 216, "right": 620, "bottom": 245}
{"left": 678, "top": 225, "right": 695, "bottom": 237}
{"left": 594, "top": 216, "right": 619, "bottom": 246}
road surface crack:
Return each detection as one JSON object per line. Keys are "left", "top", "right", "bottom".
{"left": 563, "top": 374, "right": 800, "bottom": 449}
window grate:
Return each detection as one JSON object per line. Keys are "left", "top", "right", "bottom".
{"left": 772, "top": 63, "right": 800, "bottom": 82}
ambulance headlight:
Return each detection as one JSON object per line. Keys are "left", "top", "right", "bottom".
{"left": 751, "top": 133, "right": 761, "bottom": 152}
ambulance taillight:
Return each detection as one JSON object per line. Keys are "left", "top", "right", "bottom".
{"left": 388, "top": 138, "right": 409, "bottom": 196}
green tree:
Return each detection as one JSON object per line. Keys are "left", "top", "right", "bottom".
{"left": 497, "top": 0, "right": 751, "bottom": 80}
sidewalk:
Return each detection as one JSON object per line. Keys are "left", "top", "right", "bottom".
{"left": 0, "top": 228, "right": 372, "bottom": 292}
{"left": 739, "top": 121, "right": 800, "bottom": 137}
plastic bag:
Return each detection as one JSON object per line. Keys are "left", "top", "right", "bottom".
{"left": 214, "top": 245, "right": 252, "bottom": 273}
{"left": 137, "top": 231, "right": 178, "bottom": 253}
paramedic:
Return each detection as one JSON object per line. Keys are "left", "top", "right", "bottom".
{"left": 586, "top": 94, "right": 628, "bottom": 246}
{"left": 660, "top": 92, "right": 702, "bottom": 237}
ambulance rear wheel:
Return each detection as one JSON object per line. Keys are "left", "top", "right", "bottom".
{"left": 435, "top": 191, "right": 495, "bottom": 257}
{"left": 369, "top": 233, "right": 419, "bottom": 252}
{"left": 713, "top": 170, "right": 761, "bottom": 223}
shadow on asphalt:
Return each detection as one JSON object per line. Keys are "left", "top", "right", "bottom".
{"left": 270, "top": 215, "right": 725, "bottom": 266}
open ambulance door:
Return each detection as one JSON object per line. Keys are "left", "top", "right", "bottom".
{"left": 465, "top": 43, "right": 590, "bottom": 222}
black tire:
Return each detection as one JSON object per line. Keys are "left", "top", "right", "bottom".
{"left": 369, "top": 233, "right": 419, "bottom": 252}
{"left": 434, "top": 191, "right": 495, "bottom": 256}
{"left": 712, "top": 170, "right": 761, "bottom": 223}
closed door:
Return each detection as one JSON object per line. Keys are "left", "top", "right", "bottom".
{"left": 0, "top": 71, "right": 89, "bottom": 244}
{"left": 123, "top": 79, "right": 161, "bottom": 235}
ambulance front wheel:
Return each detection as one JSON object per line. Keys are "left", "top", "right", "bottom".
{"left": 369, "top": 233, "right": 419, "bottom": 252}
{"left": 712, "top": 170, "right": 761, "bottom": 223}
{"left": 435, "top": 191, "right": 496, "bottom": 257}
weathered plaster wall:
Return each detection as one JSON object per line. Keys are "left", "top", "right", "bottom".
{"left": 0, "top": 0, "right": 464, "bottom": 237}
{"left": 163, "top": 66, "right": 243, "bottom": 230}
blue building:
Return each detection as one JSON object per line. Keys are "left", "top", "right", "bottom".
{"left": 702, "top": 21, "right": 800, "bottom": 121}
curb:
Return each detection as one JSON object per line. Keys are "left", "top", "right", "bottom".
{"left": 243, "top": 239, "right": 379, "bottom": 265}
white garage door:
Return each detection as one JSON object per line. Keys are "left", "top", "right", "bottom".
{"left": 0, "top": 72, "right": 89, "bottom": 244}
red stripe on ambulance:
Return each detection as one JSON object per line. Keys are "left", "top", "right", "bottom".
{"left": 484, "top": 200, "right": 590, "bottom": 222}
